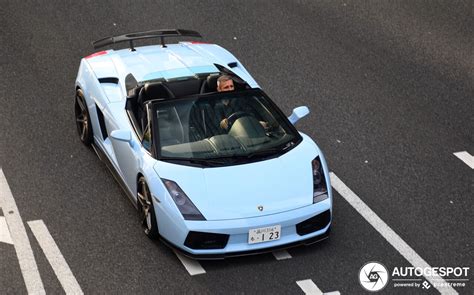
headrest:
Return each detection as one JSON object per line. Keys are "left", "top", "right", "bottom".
{"left": 165, "top": 79, "right": 202, "bottom": 97}
{"left": 207, "top": 74, "right": 219, "bottom": 90}
{"left": 143, "top": 82, "right": 174, "bottom": 100}
{"left": 200, "top": 74, "right": 219, "bottom": 93}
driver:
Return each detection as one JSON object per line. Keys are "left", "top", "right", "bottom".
{"left": 215, "top": 75, "right": 237, "bottom": 130}
{"left": 215, "top": 74, "right": 269, "bottom": 131}
{"left": 217, "top": 74, "right": 235, "bottom": 92}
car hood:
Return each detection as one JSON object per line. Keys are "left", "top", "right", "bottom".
{"left": 154, "top": 136, "right": 320, "bottom": 221}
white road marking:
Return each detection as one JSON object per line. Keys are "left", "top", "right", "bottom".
{"left": 0, "top": 168, "right": 45, "bottom": 295}
{"left": 453, "top": 151, "right": 474, "bottom": 169}
{"left": 330, "top": 172, "right": 458, "bottom": 295}
{"left": 174, "top": 251, "right": 206, "bottom": 276}
{"left": 0, "top": 216, "right": 13, "bottom": 244}
{"left": 272, "top": 250, "right": 292, "bottom": 260}
{"left": 296, "top": 279, "right": 323, "bottom": 295}
{"left": 28, "top": 220, "right": 83, "bottom": 294}
{"left": 296, "top": 279, "right": 341, "bottom": 294}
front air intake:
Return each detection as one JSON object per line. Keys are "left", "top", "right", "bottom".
{"left": 184, "top": 231, "right": 229, "bottom": 249}
{"left": 296, "top": 210, "right": 331, "bottom": 236}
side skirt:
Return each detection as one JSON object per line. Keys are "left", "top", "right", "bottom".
{"left": 91, "top": 143, "right": 138, "bottom": 209}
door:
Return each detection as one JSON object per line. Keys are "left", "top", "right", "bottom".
{"left": 110, "top": 131, "right": 142, "bottom": 199}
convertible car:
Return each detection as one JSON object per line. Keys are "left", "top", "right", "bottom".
{"left": 74, "top": 29, "right": 332, "bottom": 258}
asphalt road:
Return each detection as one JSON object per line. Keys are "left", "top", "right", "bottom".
{"left": 1, "top": 0, "right": 472, "bottom": 294}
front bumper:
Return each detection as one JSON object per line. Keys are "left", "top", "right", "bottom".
{"left": 160, "top": 199, "right": 332, "bottom": 259}
{"left": 165, "top": 226, "right": 330, "bottom": 260}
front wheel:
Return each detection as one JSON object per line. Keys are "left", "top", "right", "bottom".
{"left": 137, "top": 177, "right": 159, "bottom": 239}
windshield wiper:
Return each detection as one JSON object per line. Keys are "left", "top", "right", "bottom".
{"left": 246, "top": 140, "right": 296, "bottom": 159}
{"left": 159, "top": 140, "right": 297, "bottom": 166}
{"left": 245, "top": 148, "right": 281, "bottom": 159}
{"left": 247, "top": 140, "right": 295, "bottom": 159}
{"left": 160, "top": 157, "right": 228, "bottom": 167}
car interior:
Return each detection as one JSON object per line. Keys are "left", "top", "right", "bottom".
{"left": 157, "top": 93, "right": 288, "bottom": 159}
{"left": 125, "top": 70, "right": 250, "bottom": 137}
{"left": 122, "top": 69, "right": 289, "bottom": 159}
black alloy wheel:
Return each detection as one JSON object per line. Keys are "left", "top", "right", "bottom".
{"left": 74, "top": 89, "right": 93, "bottom": 146}
{"left": 137, "top": 177, "right": 159, "bottom": 239}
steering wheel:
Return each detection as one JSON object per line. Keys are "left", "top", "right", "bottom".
{"left": 226, "top": 111, "right": 252, "bottom": 130}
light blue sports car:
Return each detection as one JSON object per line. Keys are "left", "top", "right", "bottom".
{"left": 74, "top": 29, "right": 332, "bottom": 258}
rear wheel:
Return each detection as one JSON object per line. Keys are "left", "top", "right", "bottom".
{"left": 137, "top": 177, "right": 159, "bottom": 239}
{"left": 74, "top": 89, "right": 93, "bottom": 146}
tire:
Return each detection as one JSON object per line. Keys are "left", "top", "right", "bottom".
{"left": 74, "top": 89, "right": 93, "bottom": 146}
{"left": 137, "top": 176, "right": 159, "bottom": 239}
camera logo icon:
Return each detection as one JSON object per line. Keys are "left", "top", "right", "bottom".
{"left": 359, "top": 262, "right": 389, "bottom": 292}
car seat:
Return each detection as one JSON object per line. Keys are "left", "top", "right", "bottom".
{"left": 137, "top": 82, "right": 174, "bottom": 130}
{"left": 200, "top": 74, "right": 219, "bottom": 93}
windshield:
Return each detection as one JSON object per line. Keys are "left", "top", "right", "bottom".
{"left": 152, "top": 89, "right": 301, "bottom": 165}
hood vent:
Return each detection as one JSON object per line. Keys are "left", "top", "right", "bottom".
{"left": 98, "top": 77, "right": 119, "bottom": 84}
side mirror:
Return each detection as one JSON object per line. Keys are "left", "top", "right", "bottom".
{"left": 110, "top": 129, "right": 132, "bottom": 143}
{"left": 288, "top": 106, "right": 310, "bottom": 125}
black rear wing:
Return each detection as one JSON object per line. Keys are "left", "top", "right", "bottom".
{"left": 92, "top": 29, "right": 202, "bottom": 50}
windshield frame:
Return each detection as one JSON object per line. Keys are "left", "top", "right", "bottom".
{"left": 148, "top": 88, "right": 303, "bottom": 166}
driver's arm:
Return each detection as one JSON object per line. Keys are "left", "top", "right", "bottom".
{"left": 214, "top": 103, "right": 228, "bottom": 129}
{"left": 220, "top": 118, "right": 229, "bottom": 129}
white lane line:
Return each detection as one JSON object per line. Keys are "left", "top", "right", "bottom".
{"left": 0, "top": 216, "right": 13, "bottom": 244}
{"left": 330, "top": 172, "right": 458, "bottom": 295}
{"left": 173, "top": 251, "right": 206, "bottom": 276}
{"left": 296, "top": 279, "right": 340, "bottom": 294}
{"left": 0, "top": 168, "right": 46, "bottom": 295}
{"left": 453, "top": 151, "right": 474, "bottom": 169}
{"left": 296, "top": 279, "right": 323, "bottom": 295}
{"left": 28, "top": 220, "right": 83, "bottom": 295}
{"left": 272, "top": 250, "right": 292, "bottom": 260}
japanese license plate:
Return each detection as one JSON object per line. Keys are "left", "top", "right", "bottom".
{"left": 248, "top": 225, "right": 281, "bottom": 244}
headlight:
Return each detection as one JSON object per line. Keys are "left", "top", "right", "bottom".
{"left": 162, "top": 179, "right": 206, "bottom": 220}
{"left": 312, "top": 156, "right": 328, "bottom": 203}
